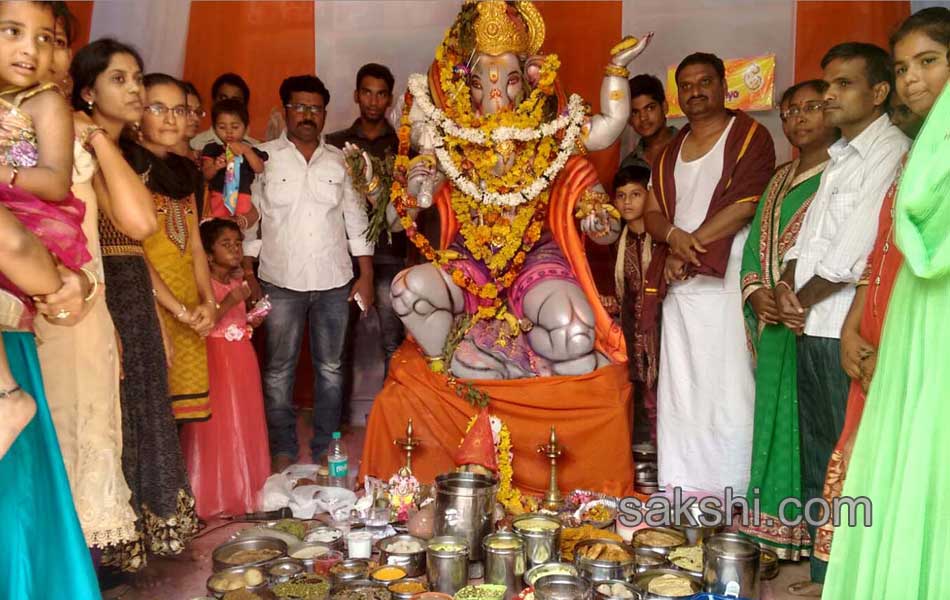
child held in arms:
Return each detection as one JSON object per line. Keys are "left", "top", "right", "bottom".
{"left": 201, "top": 98, "right": 267, "bottom": 229}
{"left": 179, "top": 219, "right": 270, "bottom": 518}
{"left": 0, "top": 0, "right": 92, "bottom": 457}
{"left": 611, "top": 165, "right": 658, "bottom": 445}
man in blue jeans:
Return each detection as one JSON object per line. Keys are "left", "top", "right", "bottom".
{"left": 253, "top": 75, "right": 375, "bottom": 472}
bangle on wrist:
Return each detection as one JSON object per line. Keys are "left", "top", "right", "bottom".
{"left": 7, "top": 165, "right": 18, "bottom": 187}
{"left": 79, "top": 267, "right": 99, "bottom": 302}
{"left": 664, "top": 225, "right": 677, "bottom": 243}
{"left": 175, "top": 303, "right": 188, "bottom": 319}
{"left": 775, "top": 280, "right": 793, "bottom": 292}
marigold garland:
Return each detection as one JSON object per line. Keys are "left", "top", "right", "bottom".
{"left": 462, "top": 413, "right": 537, "bottom": 515}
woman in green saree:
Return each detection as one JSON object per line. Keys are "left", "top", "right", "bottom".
{"left": 737, "top": 80, "right": 839, "bottom": 559}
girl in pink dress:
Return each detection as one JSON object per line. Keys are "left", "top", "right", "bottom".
{"left": 180, "top": 218, "right": 270, "bottom": 518}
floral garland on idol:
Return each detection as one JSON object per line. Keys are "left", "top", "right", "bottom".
{"left": 390, "top": 23, "right": 591, "bottom": 345}
{"left": 462, "top": 413, "right": 538, "bottom": 515}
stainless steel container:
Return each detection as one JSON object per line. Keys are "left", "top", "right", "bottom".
{"left": 387, "top": 579, "right": 429, "bottom": 600}
{"left": 377, "top": 534, "right": 427, "bottom": 577}
{"left": 304, "top": 525, "right": 345, "bottom": 550}
{"left": 630, "top": 527, "right": 686, "bottom": 557}
{"left": 287, "top": 541, "right": 333, "bottom": 573}
{"left": 331, "top": 558, "right": 371, "bottom": 584}
{"left": 512, "top": 513, "right": 562, "bottom": 568}
{"left": 759, "top": 547, "right": 779, "bottom": 580}
{"left": 267, "top": 557, "right": 305, "bottom": 583}
{"left": 483, "top": 532, "right": 527, "bottom": 600}
{"left": 211, "top": 536, "right": 288, "bottom": 572}
{"left": 632, "top": 548, "right": 667, "bottom": 575}
{"left": 426, "top": 536, "right": 470, "bottom": 596}
{"left": 703, "top": 533, "right": 760, "bottom": 599}
{"left": 668, "top": 504, "right": 725, "bottom": 546}
{"left": 534, "top": 574, "right": 592, "bottom": 600}
{"left": 591, "top": 579, "right": 638, "bottom": 600}
{"left": 434, "top": 472, "right": 497, "bottom": 563}
{"left": 524, "top": 562, "right": 579, "bottom": 588}
{"left": 205, "top": 565, "right": 269, "bottom": 598}
{"left": 631, "top": 568, "right": 702, "bottom": 599}
{"left": 572, "top": 539, "right": 637, "bottom": 583}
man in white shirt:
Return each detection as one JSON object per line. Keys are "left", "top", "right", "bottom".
{"left": 189, "top": 72, "right": 260, "bottom": 150}
{"left": 253, "top": 75, "right": 375, "bottom": 472}
{"left": 775, "top": 42, "right": 908, "bottom": 594}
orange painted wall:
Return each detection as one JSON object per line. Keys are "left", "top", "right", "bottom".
{"left": 795, "top": 1, "right": 910, "bottom": 82}
{"left": 537, "top": 1, "right": 623, "bottom": 188}
{"left": 183, "top": 1, "right": 315, "bottom": 140}
{"left": 65, "top": 0, "right": 94, "bottom": 48}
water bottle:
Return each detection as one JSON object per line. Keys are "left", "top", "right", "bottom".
{"left": 327, "top": 431, "right": 348, "bottom": 488}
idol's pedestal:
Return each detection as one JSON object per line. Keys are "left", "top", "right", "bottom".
{"left": 358, "top": 342, "right": 634, "bottom": 496}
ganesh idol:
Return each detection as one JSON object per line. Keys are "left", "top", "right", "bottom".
{"left": 354, "top": 0, "right": 650, "bottom": 496}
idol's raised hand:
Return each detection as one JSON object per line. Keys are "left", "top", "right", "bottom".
{"left": 610, "top": 32, "right": 654, "bottom": 68}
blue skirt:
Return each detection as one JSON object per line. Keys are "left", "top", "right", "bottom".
{"left": 0, "top": 332, "right": 100, "bottom": 599}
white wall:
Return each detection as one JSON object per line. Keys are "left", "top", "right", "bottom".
{"left": 89, "top": 0, "right": 192, "bottom": 77}
{"left": 622, "top": 0, "right": 796, "bottom": 163}
{"left": 314, "top": 1, "right": 461, "bottom": 135}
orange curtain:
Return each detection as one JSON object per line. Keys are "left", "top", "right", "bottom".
{"left": 65, "top": 1, "right": 94, "bottom": 48}
{"left": 795, "top": 1, "right": 910, "bottom": 82}
{"left": 182, "top": 1, "right": 315, "bottom": 141}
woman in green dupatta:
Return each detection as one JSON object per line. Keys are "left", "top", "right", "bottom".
{"left": 736, "top": 80, "right": 839, "bottom": 559}
{"left": 822, "top": 49, "right": 950, "bottom": 600}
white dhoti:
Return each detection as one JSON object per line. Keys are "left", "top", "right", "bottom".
{"left": 656, "top": 118, "right": 755, "bottom": 495}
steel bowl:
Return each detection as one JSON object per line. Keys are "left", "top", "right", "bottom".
{"left": 534, "top": 573, "right": 592, "bottom": 600}
{"left": 512, "top": 513, "right": 563, "bottom": 567}
{"left": 386, "top": 578, "right": 429, "bottom": 600}
{"left": 267, "top": 557, "right": 305, "bottom": 583}
{"left": 631, "top": 568, "right": 702, "bottom": 599}
{"left": 572, "top": 539, "right": 637, "bottom": 583}
{"left": 376, "top": 533, "right": 427, "bottom": 577}
{"left": 331, "top": 558, "right": 372, "bottom": 584}
{"left": 368, "top": 564, "right": 409, "bottom": 585}
{"left": 591, "top": 579, "right": 638, "bottom": 600}
{"left": 667, "top": 504, "right": 724, "bottom": 546}
{"left": 630, "top": 528, "right": 686, "bottom": 557}
{"left": 212, "top": 536, "right": 288, "bottom": 572}
{"left": 632, "top": 548, "right": 668, "bottom": 575}
{"left": 524, "top": 562, "right": 579, "bottom": 587}
{"left": 206, "top": 564, "right": 269, "bottom": 597}
{"left": 759, "top": 547, "right": 779, "bottom": 580}
{"left": 288, "top": 541, "right": 338, "bottom": 574}
{"left": 304, "top": 525, "right": 346, "bottom": 550}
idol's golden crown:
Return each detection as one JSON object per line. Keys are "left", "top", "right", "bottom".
{"left": 469, "top": 0, "right": 545, "bottom": 56}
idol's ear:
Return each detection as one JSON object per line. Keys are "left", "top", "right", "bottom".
{"left": 524, "top": 55, "right": 545, "bottom": 88}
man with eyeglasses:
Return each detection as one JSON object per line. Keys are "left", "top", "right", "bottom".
{"left": 773, "top": 43, "right": 908, "bottom": 596}
{"left": 189, "top": 72, "right": 260, "bottom": 151}
{"left": 251, "top": 75, "right": 375, "bottom": 473}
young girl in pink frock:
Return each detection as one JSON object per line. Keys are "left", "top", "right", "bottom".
{"left": 180, "top": 218, "right": 269, "bottom": 518}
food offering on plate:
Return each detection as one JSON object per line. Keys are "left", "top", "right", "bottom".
{"left": 523, "top": 562, "right": 578, "bottom": 587}
{"left": 273, "top": 518, "right": 308, "bottom": 540}
{"left": 511, "top": 516, "right": 560, "bottom": 533}
{"left": 560, "top": 525, "right": 622, "bottom": 561}
{"left": 564, "top": 490, "right": 603, "bottom": 511}
{"left": 453, "top": 584, "right": 508, "bottom": 600}
{"left": 575, "top": 540, "right": 631, "bottom": 562}
{"left": 387, "top": 579, "right": 428, "bottom": 598}
{"left": 382, "top": 537, "right": 425, "bottom": 554}
{"left": 222, "top": 590, "right": 265, "bottom": 600}
{"left": 330, "top": 558, "right": 373, "bottom": 581}
{"left": 646, "top": 573, "right": 694, "bottom": 597}
{"left": 272, "top": 573, "right": 330, "bottom": 600}
{"left": 304, "top": 526, "right": 345, "bottom": 546}
{"left": 630, "top": 527, "right": 686, "bottom": 555}
{"left": 207, "top": 567, "right": 266, "bottom": 593}
{"left": 221, "top": 548, "right": 283, "bottom": 566}
{"left": 369, "top": 565, "right": 408, "bottom": 583}
{"left": 290, "top": 543, "right": 332, "bottom": 560}
{"left": 667, "top": 545, "right": 703, "bottom": 574}
{"left": 331, "top": 583, "right": 392, "bottom": 600}
{"left": 594, "top": 581, "right": 636, "bottom": 599}
{"left": 574, "top": 499, "right": 617, "bottom": 529}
